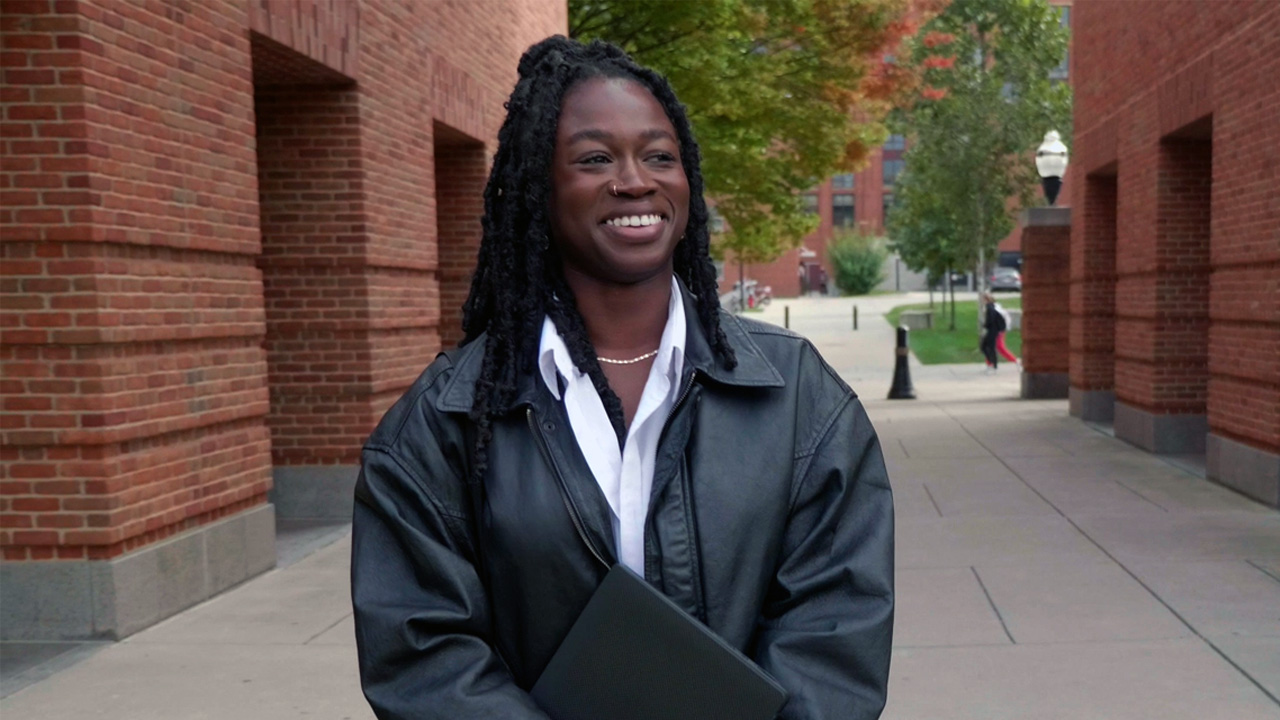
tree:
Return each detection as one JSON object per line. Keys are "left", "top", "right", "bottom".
{"left": 889, "top": 0, "right": 1071, "bottom": 317}
{"left": 570, "top": 0, "right": 920, "bottom": 264}
{"left": 887, "top": 163, "right": 969, "bottom": 327}
{"left": 828, "top": 228, "right": 888, "bottom": 295}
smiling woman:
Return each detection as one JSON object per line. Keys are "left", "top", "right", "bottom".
{"left": 350, "top": 35, "right": 896, "bottom": 720}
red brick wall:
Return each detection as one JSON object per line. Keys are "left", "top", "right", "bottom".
{"left": 435, "top": 131, "right": 487, "bottom": 349}
{"left": 1068, "top": 173, "right": 1116, "bottom": 390}
{"left": 1071, "top": 0, "right": 1279, "bottom": 454}
{"left": 1, "top": 0, "right": 566, "bottom": 560}
{"left": 254, "top": 86, "right": 373, "bottom": 467}
{"left": 1020, "top": 224, "right": 1070, "bottom": 374}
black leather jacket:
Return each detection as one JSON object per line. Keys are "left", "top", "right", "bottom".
{"left": 351, "top": 288, "right": 894, "bottom": 719}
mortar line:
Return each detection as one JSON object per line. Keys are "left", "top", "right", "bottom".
{"left": 936, "top": 402, "right": 1280, "bottom": 708}
{"left": 970, "top": 566, "right": 1016, "bottom": 645}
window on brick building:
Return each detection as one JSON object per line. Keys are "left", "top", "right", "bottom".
{"left": 882, "top": 159, "right": 904, "bottom": 186}
{"left": 831, "top": 173, "right": 855, "bottom": 189}
{"left": 884, "top": 134, "right": 905, "bottom": 151}
{"left": 832, "top": 194, "right": 855, "bottom": 228}
{"left": 883, "top": 192, "right": 896, "bottom": 221}
{"left": 1051, "top": 6, "right": 1070, "bottom": 81}
{"left": 802, "top": 192, "right": 819, "bottom": 214}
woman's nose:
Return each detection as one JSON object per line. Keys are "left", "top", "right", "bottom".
{"left": 612, "top": 160, "right": 656, "bottom": 197}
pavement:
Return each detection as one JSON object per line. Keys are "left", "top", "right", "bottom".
{"left": 3, "top": 292, "right": 1278, "bottom": 719}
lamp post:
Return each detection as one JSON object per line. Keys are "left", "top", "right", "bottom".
{"left": 1035, "top": 130, "right": 1069, "bottom": 206}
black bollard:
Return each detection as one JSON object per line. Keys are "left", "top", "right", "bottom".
{"left": 784, "top": 305, "right": 790, "bottom": 329}
{"left": 887, "top": 325, "right": 916, "bottom": 400}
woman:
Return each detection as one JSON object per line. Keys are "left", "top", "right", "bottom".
{"left": 351, "top": 36, "right": 894, "bottom": 720}
{"left": 981, "top": 292, "right": 1019, "bottom": 372}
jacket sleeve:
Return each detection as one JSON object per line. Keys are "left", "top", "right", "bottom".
{"left": 351, "top": 440, "right": 550, "bottom": 719}
{"left": 753, "top": 395, "right": 895, "bottom": 720}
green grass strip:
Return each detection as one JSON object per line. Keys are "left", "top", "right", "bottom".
{"left": 884, "top": 298, "right": 1022, "bottom": 365}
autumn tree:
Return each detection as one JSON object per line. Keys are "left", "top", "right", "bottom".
{"left": 570, "top": 0, "right": 919, "bottom": 264}
{"left": 889, "top": 0, "right": 1071, "bottom": 309}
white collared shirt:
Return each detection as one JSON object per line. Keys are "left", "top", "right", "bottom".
{"left": 537, "top": 276, "right": 686, "bottom": 576}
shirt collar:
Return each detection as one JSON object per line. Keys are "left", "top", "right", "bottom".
{"left": 538, "top": 276, "right": 685, "bottom": 400}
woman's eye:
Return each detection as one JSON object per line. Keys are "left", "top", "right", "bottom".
{"left": 648, "top": 153, "right": 677, "bottom": 163}
{"left": 581, "top": 154, "right": 610, "bottom": 164}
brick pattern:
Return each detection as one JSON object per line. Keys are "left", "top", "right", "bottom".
{"left": 1069, "top": 174, "right": 1117, "bottom": 390}
{"left": 254, "top": 86, "right": 377, "bottom": 466}
{"left": 1072, "top": 0, "right": 1279, "bottom": 455}
{"left": 1, "top": 0, "right": 566, "bottom": 560}
{"left": 248, "top": 0, "right": 359, "bottom": 81}
{"left": 435, "top": 134, "right": 487, "bottom": 349}
{"left": 1020, "top": 224, "right": 1070, "bottom": 374}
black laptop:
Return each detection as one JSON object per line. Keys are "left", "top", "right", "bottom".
{"left": 530, "top": 564, "right": 788, "bottom": 720}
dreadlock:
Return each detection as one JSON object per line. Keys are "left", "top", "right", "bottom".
{"left": 459, "top": 35, "right": 737, "bottom": 478}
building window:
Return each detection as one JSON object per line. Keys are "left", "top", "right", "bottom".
{"left": 708, "top": 207, "right": 726, "bottom": 233}
{"left": 1051, "top": 6, "right": 1070, "bottom": 81}
{"left": 802, "top": 192, "right": 819, "bottom": 214}
{"left": 831, "top": 173, "right": 855, "bottom": 189}
{"left": 882, "top": 159, "right": 904, "bottom": 186}
{"left": 884, "top": 134, "right": 905, "bottom": 151}
{"left": 832, "top": 194, "right": 855, "bottom": 228}
{"left": 883, "top": 192, "right": 896, "bottom": 220}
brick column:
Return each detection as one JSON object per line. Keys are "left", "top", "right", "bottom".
{"left": 1020, "top": 207, "right": 1071, "bottom": 399}
{"left": 1, "top": 0, "right": 274, "bottom": 640}
{"left": 1068, "top": 173, "right": 1118, "bottom": 421}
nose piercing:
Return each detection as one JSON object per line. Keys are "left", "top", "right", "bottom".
{"left": 610, "top": 184, "right": 618, "bottom": 197}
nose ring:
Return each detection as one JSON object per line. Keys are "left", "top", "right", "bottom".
{"left": 610, "top": 184, "right": 618, "bottom": 197}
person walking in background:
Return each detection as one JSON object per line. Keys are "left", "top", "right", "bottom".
{"left": 981, "top": 292, "right": 1019, "bottom": 373}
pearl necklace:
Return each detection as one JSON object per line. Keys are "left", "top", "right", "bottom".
{"left": 597, "top": 349, "right": 660, "bottom": 365}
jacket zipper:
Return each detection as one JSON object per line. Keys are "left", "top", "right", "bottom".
{"left": 657, "top": 369, "right": 698, "bottom": 449}
{"left": 527, "top": 407, "right": 610, "bottom": 571}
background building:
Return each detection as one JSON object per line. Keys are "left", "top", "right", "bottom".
{"left": 1067, "top": 0, "right": 1279, "bottom": 506}
{"left": 1, "top": 0, "right": 565, "bottom": 639}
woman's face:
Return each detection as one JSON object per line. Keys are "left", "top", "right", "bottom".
{"left": 549, "top": 76, "right": 690, "bottom": 287}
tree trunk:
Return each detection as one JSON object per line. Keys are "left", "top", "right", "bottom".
{"left": 948, "top": 267, "right": 957, "bottom": 330}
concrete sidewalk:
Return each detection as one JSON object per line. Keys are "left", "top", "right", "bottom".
{"left": 3, "top": 294, "right": 1278, "bottom": 719}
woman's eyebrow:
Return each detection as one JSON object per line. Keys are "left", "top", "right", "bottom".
{"left": 566, "top": 128, "right": 677, "bottom": 145}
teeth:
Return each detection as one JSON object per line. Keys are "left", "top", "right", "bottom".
{"left": 606, "top": 214, "right": 663, "bottom": 227}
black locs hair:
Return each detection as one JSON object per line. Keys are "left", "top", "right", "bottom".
{"left": 459, "top": 35, "right": 736, "bottom": 477}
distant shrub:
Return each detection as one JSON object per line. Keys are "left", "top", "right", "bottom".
{"left": 829, "top": 230, "right": 887, "bottom": 295}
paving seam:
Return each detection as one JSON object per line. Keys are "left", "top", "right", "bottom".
{"left": 921, "top": 484, "right": 944, "bottom": 517}
{"left": 303, "top": 612, "right": 353, "bottom": 645}
{"left": 1246, "top": 559, "right": 1280, "bottom": 588}
{"left": 970, "top": 566, "right": 1016, "bottom": 645}
{"left": 1110, "top": 478, "right": 1171, "bottom": 512}
{"left": 935, "top": 401, "right": 1280, "bottom": 708}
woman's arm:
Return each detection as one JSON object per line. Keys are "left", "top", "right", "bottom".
{"left": 351, "top": 442, "right": 550, "bottom": 720}
{"left": 752, "top": 396, "right": 895, "bottom": 720}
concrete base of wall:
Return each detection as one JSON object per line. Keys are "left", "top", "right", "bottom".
{"left": 1207, "top": 434, "right": 1280, "bottom": 509}
{"left": 1070, "top": 388, "right": 1116, "bottom": 423}
{"left": 0, "top": 504, "right": 275, "bottom": 641}
{"left": 270, "top": 465, "right": 359, "bottom": 520}
{"left": 1021, "top": 372, "right": 1070, "bottom": 399}
{"left": 1113, "top": 402, "right": 1208, "bottom": 454}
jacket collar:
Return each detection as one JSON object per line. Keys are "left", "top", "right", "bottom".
{"left": 435, "top": 277, "right": 784, "bottom": 414}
